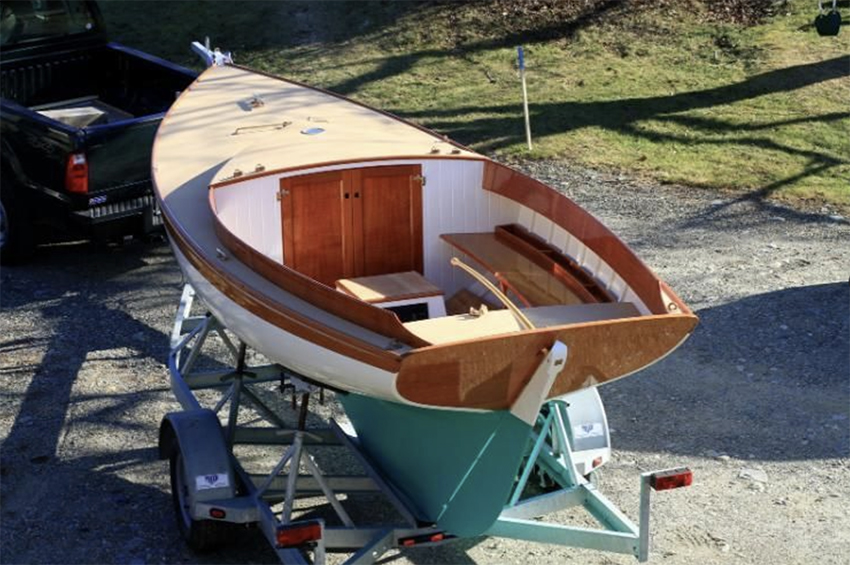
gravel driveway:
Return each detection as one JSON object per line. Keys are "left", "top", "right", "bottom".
{"left": 1, "top": 162, "right": 847, "bottom": 564}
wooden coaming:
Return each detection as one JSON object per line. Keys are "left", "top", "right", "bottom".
{"left": 211, "top": 207, "right": 431, "bottom": 350}
{"left": 164, "top": 216, "right": 405, "bottom": 373}
{"left": 482, "top": 161, "right": 691, "bottom": 316}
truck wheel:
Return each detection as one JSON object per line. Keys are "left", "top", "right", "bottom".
{"left": 169, "top": 448, "right": 234, "bottom": 552}
{"left": 0, "top": 186, "right": 35, "bottom": 265}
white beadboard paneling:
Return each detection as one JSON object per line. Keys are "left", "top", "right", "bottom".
{"left": 419, "top": 159, "right": 497, "bottom": 297}
{"left": 565, "top": 232, "right": 582, "bottom": 262}
{"left": 531, "top": 214, "right": 554, "bottom": 241}
{"left": 596, "top": 261, "right": 615, "bottom": 290}
{"left": 214, "top": 185, "right": 238, "bottom": 231}
{"left": 421, "top": 160, "right": 443, "bottom": 286}
{"left": 551, "top": 225, "right": 569, "bottom": 253}
{"left": 215, "top": 176, "right": 282, "bottom": 263}
{"left": 609, "top": 275, "right": 627, "bottom": 302}
{"left": 518, "top": 206, "right": 535, "bottom": 229}
{"left": 468, "top": 164, "right": 487, "bottom": 232}
{"left": 488, "top": 191, "right": 519, "bottom": 227}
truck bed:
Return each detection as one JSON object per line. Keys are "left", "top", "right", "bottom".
{"left": 1, "top": 43, "right": 188, "bottom": 120}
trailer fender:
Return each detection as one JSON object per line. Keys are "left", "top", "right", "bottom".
{"left": 560, "top": 387, "right": 611, "bottom": 477}
{"left": 158, "top": 409, "right": 237, "bottom": 502}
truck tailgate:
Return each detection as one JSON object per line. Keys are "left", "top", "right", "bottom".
{"left": 83, "top": 114, "right": 162, "bottom": 197}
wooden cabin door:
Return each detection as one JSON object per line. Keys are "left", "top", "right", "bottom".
{"left": 280, "top": 165, "right": 423, "bottom": 285}
{"left": 280, "top": 170, "right": 354, "bottom": 285}
{"left": 351, "top": 165, "right": 423, "bottom": 277}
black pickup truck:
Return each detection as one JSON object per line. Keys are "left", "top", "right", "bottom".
{"left": 0, "top": 0, "right": 196, "bottom": 263}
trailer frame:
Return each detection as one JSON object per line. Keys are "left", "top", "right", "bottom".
{"left": 159, "top": 284, "right": 691, "bottom": 564}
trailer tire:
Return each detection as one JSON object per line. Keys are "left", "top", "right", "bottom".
{"left": 0, "top": 183, "right": 36, "bottom": 265}
{"left": 169, "top": 448, "right": 233, "bottom": 552}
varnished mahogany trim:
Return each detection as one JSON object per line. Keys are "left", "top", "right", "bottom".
{"left": 160, "top": 201, "right": 411, "bottom": 373}
{"left": 211, "top": 207, "right": 431, "bottom": 349}
{"left": 396, "top": 313, "right": 698, "bottom": 410}
{"left": 482, "top": 161, "right": 692, "bottom": 316}
{"left": 494, "top": 224, "right": 614, "bottom": 303}
{"left": 167, "top": 224, "right": 402, "bottom": 373}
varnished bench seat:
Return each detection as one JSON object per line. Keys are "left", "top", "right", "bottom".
{"left": 441, "top": 225, "right": 613, "bottom": 308}
{"left": 336, "top": 271, "right": 447, "bottom": 319}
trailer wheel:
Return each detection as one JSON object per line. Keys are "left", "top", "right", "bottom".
{"left": 169, "top": 448, "right": 233, "bottom": 551}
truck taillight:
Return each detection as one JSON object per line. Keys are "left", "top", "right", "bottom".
{"left": 65, "top": 153, "right": 88, "bottom": 194}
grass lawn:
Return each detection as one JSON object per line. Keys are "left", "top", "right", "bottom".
{"left": 101, "top": 0, "right": 849, "bottom": 209}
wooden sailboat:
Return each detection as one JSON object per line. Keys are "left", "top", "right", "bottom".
{"left": 152, "top": 64, "right": 697, "bottom": 537}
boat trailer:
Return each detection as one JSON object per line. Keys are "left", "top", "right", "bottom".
{"left": 159, "top": 284, "right": 691, "bottom": 564}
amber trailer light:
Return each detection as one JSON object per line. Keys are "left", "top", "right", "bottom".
{"left": 65, "top": 153, "right": 88, "bottom": 194}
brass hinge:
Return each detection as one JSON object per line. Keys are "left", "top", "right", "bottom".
{"left": 412, "top": 175, "right": 426, "bottom": 186}
{"left": 276, "top": 189, "right": 289, "bottom": 201}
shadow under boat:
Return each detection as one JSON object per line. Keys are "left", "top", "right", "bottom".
{"left": 602, "top": 282, "right": 850, "bottom": 462}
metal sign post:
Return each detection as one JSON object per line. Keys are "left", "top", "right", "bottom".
{"left": 518, "top": 46, "right": 533, "bottom": 150}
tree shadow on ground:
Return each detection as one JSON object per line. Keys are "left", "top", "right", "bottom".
{"left": 602, "top": 282, "right": 850, "bottom": 461}
{"left": 0, "top": 242, "right": 176, "bottom": 472}
{"left": 0, "top": 242, "right": 277, "bottom": 564}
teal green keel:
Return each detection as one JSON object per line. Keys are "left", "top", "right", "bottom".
{"left": 339, "top": 393, "right": 532, "bottom": 537}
